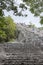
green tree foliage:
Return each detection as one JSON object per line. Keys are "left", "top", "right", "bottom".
{"left": 23, "top": 0, "right": 43, "bottom": 24}
{"left": 0, "top": 0, "right": 27, "bottom": 16}
{"left": 0, "top": 17, "right": 7, "bottom": 42}
{"left": 0, "top": 30, "right": 7, "bottom": 42}
{"left": 0, "top": 16, "right": 17, "bottom": 42}
{"left": 40, "top": 16, "right": 43, "bottom": 24}
{"left": 0, "top": 0, "right": 43, "bottom": 24}
{"left": 23, "top": 0, "right": 43, "bottom": 16}
{"left": 29, "top": 22, "right": 36, "bottom": 28}
{"left": 38, "top": 27, "right": 43, "bottom": 30}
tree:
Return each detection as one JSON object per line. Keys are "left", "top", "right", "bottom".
{"left": 0, "top": 0, "right": 43, "bottom": 24}
{"left": 40, "top": 16, "right": 43, "bottom": 24}
{"left": 5, "top": 16, "right": 17, "bottom": 40}
{"left": 23, "top": 0, "right": 43, "bottom": 16}
{"left": 0, "top": 17, "right": 7, "bottom": 42}
{"left": 0, "top": 16, "right": 17, "bottom": 42}
{"left": 0, "top": 0, "right": 27, "bottom": 16}
{"left": 29, "top": 22, "right": 36, "bottom": 28}
{"left": 23, "top": 0, "right": 43, "bottom": 24}
{"left": 0, "top": 30, "right": 7, "bottom": 42}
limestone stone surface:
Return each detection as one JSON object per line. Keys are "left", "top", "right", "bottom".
{"left": 0, "top": 24, "right": 43, "bottom": 65}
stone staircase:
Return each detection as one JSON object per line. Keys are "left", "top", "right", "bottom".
{"left": 0, "top": 24, "right": 43, "bottom": 65}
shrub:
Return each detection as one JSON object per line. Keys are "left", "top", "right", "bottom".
{"left": 0, "top": 16, "right": 17, "bottom": 42}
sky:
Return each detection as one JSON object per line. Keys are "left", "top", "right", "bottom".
{"left": 4, "top": 0, "right": 43, "bottom": 27}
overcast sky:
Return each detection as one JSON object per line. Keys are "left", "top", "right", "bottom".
{"left": 4, "top": 0, "right": 43, "bottom": 27}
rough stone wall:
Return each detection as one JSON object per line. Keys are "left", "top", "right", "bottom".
{"left": 0, "top": 42, "right": 43, "bottom": 65}
{"left": 0, "top": 24, "right": 43, "bottom": 65}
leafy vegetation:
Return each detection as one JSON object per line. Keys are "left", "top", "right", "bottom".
{"left": 0, "top": 0, "right": 43, "bottom": 24}
{"left": 23, "top": 0, "right": 43, "bottom": 16}
{"left": 38, "top": 27, "right": 43, "bottom": 30}
{"left": 0, "top": 16, "right": 17, "bottom": 42}
{"left": 0, "top": 0, "right": 43, "bottom": 42}
{"left": 23, "top": 0, "right": 43, "bottom": 24}
{"left": 40, "top": 16, "right": 43, "bottom": 25}
{"left": 28, "top": 22, "right": 36, "bottom": 28}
